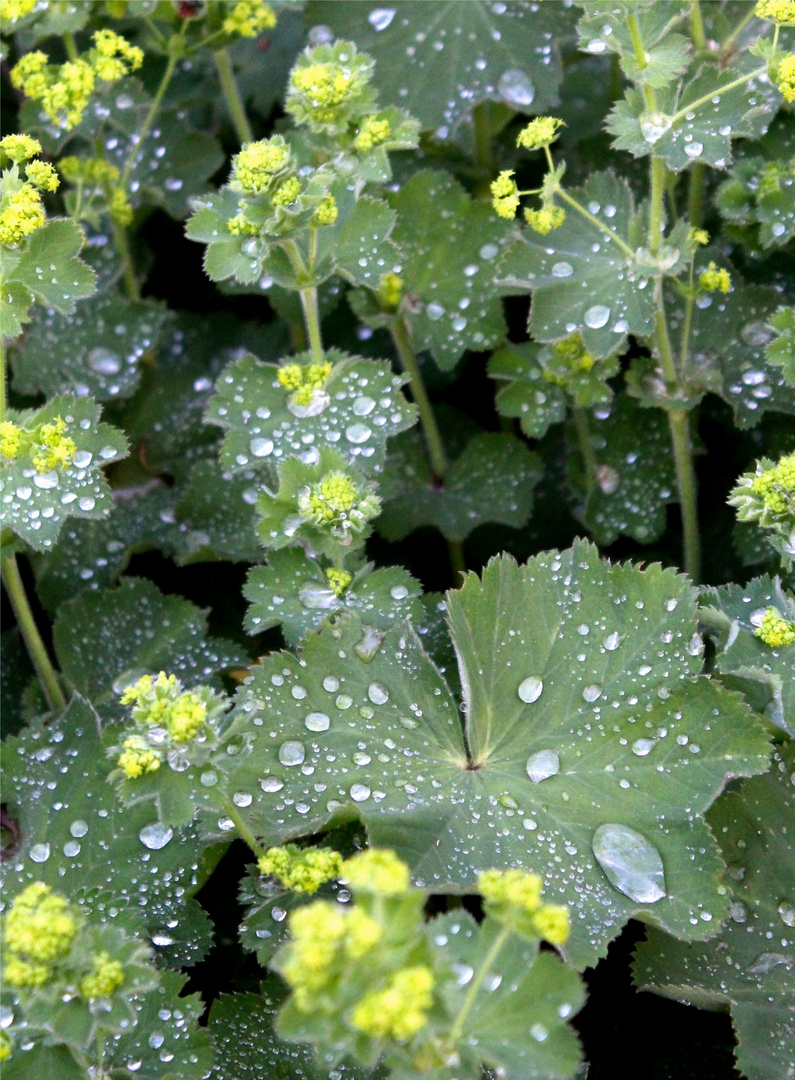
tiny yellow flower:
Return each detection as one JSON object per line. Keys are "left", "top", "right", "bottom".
{"left": 378, "top": 272, "right": 403, "bottom": 310}
{"left": 32, "top": 417, "right": 76, "bottom": 473}
{"left": 0, "top": 0, "right": 38, "bottom": 22}
{"left": 79, "top": 951, "right": 125, "bottom": 999}
{"left": 222, "top": 0, "right": 277, "bottom": 38}
{"left": 291, "top": 64, "right": 353, "bottom": 117}
{"left": 166, "top": 693, "right": 206, "bottom": 742}
{"left": 25, "top": 159, "right": 59, "bottom": 192}
{"left": 354, "top": 116, "right": 391, "bottom": 153}
{"left": 754, "top": 607, "right": 795, "bottom": 647}
{"left": 3, "top": 956, "right": 51, "bottom": 988}
{"left": 516, "top": 116, "right": 564, "bottom": 151}
{"left": 4, "top": 882, "right": 78, "bottom": 962}
{"left": 343, "top": 908, "right": 383, "bottom": 958}
{"left": 0, "top": 1030, "right": 11, "bottom": 1064}
{"left": 272, "top": 176, "right": 301, "bottom": 206}
{"left": 109, "top": 187, "right": 133, "bottom": 225}
{"left": 120, "top": 673, "right": 153, "bottom": 704}
{"left": 301, "top": 472, "right": 359, "bottom": 525}
{"left": 0, "top": 133, "right": 42, "bottom": 163}
{"left": 325, "top": 567, "right": 352, "bottom": 595}
{"left": 0, "top": 183, "right": 45, "bottom": 245}
{"left": 0, "top": 421, "right": 22, "bottom": 459}
{"left": 277, "top": 363, "right": 305, "bottom": 391}
{"left": 479, "top": 868, "right": 543, "bottom": 915}
{"left": 117, "top": 736, "right": 161, "bottom": 779}
{"left": 491, "top": 170, "right": 520, "bottom": 219}
{"left": 228, "top": 211, "right": 259, "bottom": 236}
{"left": 524, "top": 204, "right": 566, "bottom": 234}
{"left": 699, "top": 261, "right": 731, "bottom": 293}
{"left": 233, "top": 138, "right": 290, "bottom": 192}
{"left": 259, "top": 845, "right": 343, "bottom": 894}
{"left": 342, "top": 849, "right": 411, "bottom": 895}
{"left": 755, "top": 0, "right": 795, "bottom": 24}
{"left": 532, "top": 903, "right": 570, "bottom": 945}
{"left": 688, "top": 227, "right": 710, "bottom": 246}
{"left": 776, "top": 53, "right": 795, "bottom": 102}
{"left": 552, "top": 335, "right": 596, "bottom": 373}
{"left": 350, "top": 966, "right": 434, "bottom": 1041}
{"left": 312, "top": 195, "right": 338, "bottom": 227}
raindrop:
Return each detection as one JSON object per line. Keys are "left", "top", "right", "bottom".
{"left": 78, "top": 497, "right": 96, "bottom": 512}
{"left": 368, "top": 682, "right": 389, "bottom": 705}
{"left": 70, "top": 820, "right": 88, "bottom": 837}
{"left": 353, "top": 396, "right": 376, "bottom": 416}
{"left": 233, "top": 792, "right": 253, "bottom": 807}
{"left": 350, "top": 783, "right": 371, "bottom": 802}
{"left": 250, "top": 437, "right": 274, "bottom": 457}
{"left": 63, "top": 840, "right": 80, "bottom": 857}
{"left": 260, "top": 776, "right": 284, "bottom": 792}
{"left": 684, "top": 142, "right": 703, "bottom": 158}
{"left": 777, "top": 900, "right": 795, "bottom": 928}
{"left": 87, "top": 348, "right": 121, "bottom": 375}
{"left": 583, "top": 684, "right": 602, "bottom": 702}
{"left": 33, "top": 472, "right": 58, "bottom": 489}
{"left": 139, "top": 823, "right": 174, "bottom": 850}
{"left": 305, "top": 712, "right": 331, "bottom": 732}
{"left": 298, "top": 583, "right": 338, "bottom": 609}
{"left": 498, "top": 69, "right": 535, "bottom": 106}
{"left": 584, "top": 305, "right": 610, "bottom": 329}
{"left": 73, "top": 450, "right": 93, "bottom": 468}
{"left": 631, "top": 738, "right": 656, "bottom": 757}
{"left": 526, "top": 749, "right": 560, "bottom": 782}
{"left": 518, "top": 676, "right": 543, "bottom": 703}
{"left": 390, "top": 584, "right": 409, "bottom": 600}
{"left": 730, "top": 900, "right": 748, "bottom": 923}
{"left": 592, "top": 823, "right": 666, "bottom": 903}
{"left": 368, "top": 7, "right": 395, "bottom": 31}
{"left": 29, "top": 843, "right": 50, "bottom": 863}
{"left": 639, "top": 112, "right": 672, "bottom": 143}
{"left": 426, "top": 302, "right": 445, "bottom": 322}
{"left": 479, "top": 243, "right": 499, "bottom": 260}
{"left": 151, "top": 932, "right": 175, "bottom": 946}
{"left": 345, "top": 423, "right": 372, "bottom": 444}
{"left": 279, "top": 740, "right": 306, "bottom": 766}
{"left": 551, "top": 261, "right": 574, "bottom": 278}
{"left": 323, "top": 676, "right": 340, "bottom": 693}
{"left": 603, "top": 631, "right": 620, "bottom": 651}
{"left": 200, "top": 770, "right": 218, "bottom": 787}
{"left": 747, "top": 952, "right": 792, "bottom": 974}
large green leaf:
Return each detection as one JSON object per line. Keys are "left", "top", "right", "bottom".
{"left": 221, "top": 541, "right": 771, "bottom": 968}
{"left": 10, "top": 290, "right": 170, "bottom": 402}
{"left": 0, "top": 697, "right": 211, "bottom": 950}
{"left": 766, "top": 306, "right": 795, "bottom": 386}
{"left": 174, "top": 458, "right": 262, "bottom": 566}
{"left": 576, "top": 2, "right": 690, "bottom": 89}
{"left": 377, "top": 428, "right": 541, "bottom": 542}
{"left": 496, "top": 171, "right": 654, "bottom": 359}
{"left": 633, "top": 744, "right": 795, "bottom": 1080}
{"left": 385, "top": 170, "right": 515, "bottom": 368}
{"left": 306, "top": 1, "right": 574, "bottom": 135}
{"left": 0, "top": 395, "right": 128, "bottom": 552}
{"left": 700, "top": 576, "right": 795, "bottom": 737}
{"left": 717, "top": 113, "right": 795, "bottom": 249}
{"left": 205, "top": 349, "right": 416, "bottom": 477}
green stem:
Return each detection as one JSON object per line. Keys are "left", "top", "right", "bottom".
{"left": 687, "top": 160, "right": 705, "bottom": 226}
{"left": 448, "top": 539, "right": 467, "bottom": 583}
{"left": 472, "top": 102, "right": 495, "bottom": 198}
{"left": 221, "top": 797, "right": 267, "bottom": 859}
{"left": 668, "top": 410, "right": 701, "bottom": 581}
{"left": 299, "top": 287, "right": 324, "bottom": 365}
{"left": 110, "top": 217, "right": 140, "bottom": 300}
{"left": 669, "top": 65, "right": 767, "bottom": 128}
{"left": 120, "top": 49, "right": 180, "bottom": 189}
{"left": 390, "top": 318, "right": 447, "bottom": 479}
{"left": 654, "top": 299, "right": 678, "bottom": 386}
{"left": 0, "top": 334, "right": 6, "bottom": 422}
{"left": 690, "top": 0, "right": 707, "bottom": 51}
{"left": 449, "top": 923, "right": 512, "bottom": 1042}
{"left": 2, "top": 555, "right": 66, "bottom": 711}
{"left": 63, "top": 31, "right": 78, "bottom": 61}
{"left": 649, "top": 155, "right": 666, "bottom": 254}
{"left": 679, "top": 263, "right": 696, "bottom": 377}
{"left": 573, "top": 408, "right": 599, "bottom": 491}
{"left": 721, "top": 8, "right": 757, "bottom": 56}
{"left": 554, "top": 187, "right": 635, "bottom": 258}
{"left": 213, "top": 48, "right": 254, "bottom": 145}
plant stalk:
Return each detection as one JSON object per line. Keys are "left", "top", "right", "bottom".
{"left": 573, "top": 407, "right": 599, "bottom": 491}
{"left": 690, "top": 0, "right": 707, "bottom": 51}
{"left": 299, "top": 287, "right": 324, "bottom": 365}
{"left": 213, "top": 48, "right": 254, "bottom": 145}
{"left": 390, "top": 318, "right": 447, "bottom": 480}
{"left": 110, "top": 217, "right": 141, "bottom": 301}
{"left": 120, "top": 49, "right": 180, "bottom": 189}
{"left": 221, "top": 796, "right": 267, "bottom": 859}
{"left": 449, "top": 922, "right": 512, "bottom": 1042}
{"left": 687, "top": 161, "right": 705, "bottom": 227}
{"left": 2, "top": 555, "right": 66, "bottom": 711}
{"left": 668, "top": 410, "right": 701, "bottom": 581}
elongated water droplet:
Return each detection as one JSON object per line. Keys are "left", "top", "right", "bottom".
{"left": 526, "top": 749, "right": 559, "bottom": 782}
{"left": 747, "top": 952, "right": 792, "bottom": 974}
{"left": 518, "top": 676, "right": 543, "bottom": 703}
{"left": 584, "top": 305, "right": 610, "bottom": 329}
{"left": 603, "top": 631, "right": 620, "bottom": 651}
{"left": 368, "top": 7, "right": 395, "bottom": 31}
{"left": 777, "top": 900, "right": 795, "bottom": 927}
{"left": 631, "top": 738, "right": 656, "bottom": 757}
{"left": 139, "top": 823, "right": 173, "bottom": 850}
{"left": 368, "top": 682, "right": 389, "bottom": 705}
{"left": 592, "top": 823, "right": 666, "bottom": 903}
{"left": 260, "top": 776, "right": 284, "bottom": 792}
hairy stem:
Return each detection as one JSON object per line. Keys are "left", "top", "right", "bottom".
{"left": 573, "top": 407, "right": 599, "bottom": 492}
{"left": 299, "top": 287, "right": 324, "bottom": 365}
{"left": 110, "top": 217, "right": 141, "bottom": 300}
{"left": 687, "top": 161, "right": 705, "bottom": 226}
{"left": 63, "top": 31, "right": 79, "bottom": 61}
{"left": 668, "top": 410, "right": 701, "bottom": 581}
{"left": 390, "top": 318, "right": 447, "bottom": 479}
{"left": 449, "top": 923, "right": 512, "bottom": 1042}
{"left": 120, "top": 49, "right": 180, "bottom": 189}
{"left": 690, "top": 0, "right": 707, "bottom": 51}
{"left": 554, "top": 187, "right": 635, "bottom": 258}
{"left": 2, "top": 555, "right": 66, "bottom": 711}
{"left": 649, "top": 156, "right": 666, "bottom": 254}
{"left": 221, "top": 796, "right": 267, "bottom": 859}
{"left": 213, "top": 48, "right": 254, "bottom": 145}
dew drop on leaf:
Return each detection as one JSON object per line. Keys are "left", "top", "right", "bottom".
{"left": 592, "top": 823, "right": 666, "bottom": 903}
{"left": 526, "top": 749, "right": 560, "bottom": 782}
{"left": 139, "top": 823, "right": 174, "bottom": 850}
{"left": 278, "top": 741, "right": 306, "bottom": 766}
{"left": 518, "top": 676, "right": 543, "bottom": 703}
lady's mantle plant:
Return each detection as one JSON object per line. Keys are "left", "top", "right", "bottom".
{"left": 1, "top": 2, "right": 795, "bottom": 1079}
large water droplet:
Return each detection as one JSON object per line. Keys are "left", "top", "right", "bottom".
{"left": 368, "top": 682, "right": 389, "bottom": 705}
{"left": 518, "top": 676, "right": 543, "bottom": 703}
{"left": 250, "top": 437, "right": 273, "bottom": 458}
{"left": 139, "top": 823, "right": 174, "bottom": 850}
{"left": 603, "top": 631, "right": 620, "bottom": 651}
{"left": 298, "top": 583, "right": 338, "bottom": 610}
{"left": 29, "top": 842, "right": 50, "bottom": 863}
{"left": 260, "top": 775, "right": 284, "bottom": 792}
{"left": 350, "top": 783, "right": 371, "bottom": 802}
{"left": 526, "top": 749, "right": 559, "bottom": 782}
{"left": 305, "top": 712, "right": 330, "bottom": 732}
{"left": 631, "top": 738, "right": 656, "bottom": 757}
{"left": 582, "top": 684, "right": 602, "bottom": 702}
{"left": 551, "top": 261, "right": 574, "bottom": 278}
{"left": 639, "top": 111, "right": 672, "bottom": 143}
{"left": 777, "top": 900, "right": 795, "bottom": 928}
{"left": 88, "top": 348, "right": 121, "bottom": 375}
{"left": 345, "top": 423, "right": 372, "bottom": 444}
{"left": 368, "top": 7, "right": 395, "bottom": 31}
{"left": 584, "top": 305, "right": 610, "bottom": 329}
{"left": 498, "top": 68, "right": 535, "bottom": 106}
{"left": 684, "top": 141, "right": 703, "bottom": 159}
{"left": 279, "top": 741, "right": 305, "bottom": 766}
{"left": 592, "top": 823, "right": 666, "bottom": 903}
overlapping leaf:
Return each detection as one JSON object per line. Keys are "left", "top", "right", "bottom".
{"left": 496, "top": 171, "right": 654, "bottom": 359}
{"left": 205, "top": 349, "right": 416, "bottom": 477}
{"left": 633, "top": 745, "right": 795, "bottom": 1080}
{"left": 306, "top": 1, "right": 574, "bottom": 135}
{"left": 174, "top": 459, "right": 262, "bottom": 566}
{"left": 700, "top": 576, "right": 795, "bottom": 736}
{"left": 717, "top": 114, "right": 795, "bottom": 249}
{"left": 219, "top": 542, "right": 771, "bottom": 967}
{"left": 577, "top": 2, "right": 690, "bottom": 88}
{"left": 765, "top": 306, "right": 795, "bottom": 385}
{"left": 377, "top": 428, "right": 541, "bottom": 542}
{"left": 0, "top": 395, "right": 128, "bottom": 551}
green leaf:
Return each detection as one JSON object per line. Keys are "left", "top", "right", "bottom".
{"left": 377, "top": 428, "right": 541, "bottom": 542}
{"left": 174, "top": 459, "right": 262, "bottom": 565}
{"left": 384, "top": 170, "right": 514, "bottom": 368}
{"left": 306, "top": 1, "right": 574, "bottom": 134}
{"left": 2, "top": 219, "right": 96, "bottom": 326}
{"left": 221, "top": 541, "right": 771, "bottom": 968}
{"left": 52, "top": 577, "right": 247, "bottom": 717}
{"left": 496, "top": 171, "right": 654, "bottom": 359}
{"left": 575, "top": 394, "right": 677, "bottom": 546}
{"left": 244, "top": 548, "right": 423, "bottom": 646}
{"left": 0, "top": 279, "right": 35, "bottom": 341}
{"left": 606, "top": 55, "right": 779, "bottom": 172}
{"left": 633, "top": 744, "right": 795, "bottom": 1080}
{"left": 700, "top": 576, "right": 795, "bottom": 736}
{"left": 226, "top": 7, "right": 305, "bottom": 119}
{"left": 1, "top": 1044, "right": 84, "bottom": 1080}
{"left": 205, "top": 349, "right": 416, "bottom": 477}
{"left": 576, "top": 1, "right": 691, "bottom": 88}
{"left": 104, "top": 972, "right": 215, "bottom": 1080}
{"left": 765, "top": 306, "right": 795, "bottom": 385}
{"left": 0, "top": 629, "right": 35, "bottom": 740}
{"left": 0, "top": 395, "right": 128, "bottom": 552}
{"left": 0, "top": 697, "right": 210, "bottom": 947}
{"left": 10, "top": 290, "right": 169, "bottom": 402}
{"left": 311, "top": 186, "right": 399, "bottom": 290}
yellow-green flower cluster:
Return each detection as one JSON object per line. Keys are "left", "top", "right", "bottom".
{"left": 258, "top": 845, "right": 343, "bottom": 894}
{"left": 525, "top": 203, "right": 565, "bottom": 235}
{"left": 281, "top": 900, "right": 383, "bottom": 1009}
{"left": 342, "top": 848, "right": 411, "bottom": 895}
{"left": 545, "top": 335, "right": 596, "bottom": 384}
{"left": 0, "top": 183, "right": 45, "bottom": 245}
{"left": 57, "top": 155, "right": 132, "bottom": 225}
{"left": 0, "top": 421, "right": 22, "bottom": 458}
{"left": 776, "top": 53, "right": 795, "bottom": 102}
{"left": 78, "top": 951, "right": 125, "bottom": 999}
{"left": 298, "top": 471, "right": 381, "bottom": 539}
{"left": 10, "top": 30, "right": 142, "bottom": 130}
{"left": 286, "top": 43, "right": 374, "bottom": 133}
{"left": 0, "top": 0, "right": 38, "bottom": 22}
{"left": 0, "top": 136, "right": 60, "bottom": 247}
{"left": 313, "top": 194, "right": 338, "bottom": 226}
{"left": 751, "top": 452, "right": 795, "bottom": 515}
{"left": 3, "top": 883, "right": 78, "bottom": 989}
{"left": 699, "top": 261, "right": 731, "bottom": 293}
{"left": 491, "top": 170, "right": 520, "bottom": 220}
{"left": 0, "top": 1030, "right": 11, "bottom": 1064}
{"left": 754, "top": 606, "right": 795, "bottom": 647}
{"left": 354, "top": 116, "right": 391, "bottom": 153}
{"left": 378, "top": 272, "right": 403, "bottom": 310}
{"left": 120, "top": 671, "right": 207, "bottom": 743}
{"left": 350, "top": 965, "right": 434, "bottom": 1041}
{"left": 325, "top": 567, "right": 352, "bottom": 595}
{"left": 32, "top": 417, "right": 76, "bottom": 472}
{"left": 290, "top": 64, "right": 356, "bottom": 126}
{"left": 517, "top": 116, "right": 564, "bottom": 151}
{"left": 0, "top": 133, "right": 42, "bottom": 164}
{"left": 232, "top": 137, "right": 291, "bottom": 193}
{"left": 117, "top": 735, "right": 161, "bottom": 779}
{"left": 277, "top": 359, "right": 332, "bottom": 407}
{"left": 478, "top": 868, "right": 570, "bottom": 945}
{"left": 272, "top": 176, "right": 302, "bottom": 207}
{"left": 222, "top": 0, "right": 277, "bottom": 38}
{"left": 755, "top": 0, "right": 795, "bottom": 24}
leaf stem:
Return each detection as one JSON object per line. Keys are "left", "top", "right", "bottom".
{"left": 299, "top": 287, "right": 324, "bottom": 365}
{"left": 554, "top": 187, "right": 635, "bottom": 258}
{"left": 63, "top": 31, "right": 79, "bottom": 61}
{"left": 721, "top": 7, "right": 757, "bottom": 56}
{"left": 120, "top": 48, "right": 180, "bottom": 189}
{"left": 668, "top": 410, "right": 701, "bottom": 581}
{"left": 0, "top": 333, "right": 6, "bottom": 422}
{"left": 669, "top": 65, "right": 767, "bottom": 128}
{"left": 448, "top": 922, "right": 512, "bottom": 1042}
{"left": 1, "top": 554, "right": 66, "bottom": 711}
{"left": 213, "top": 48, "right": 254, "bottom": 146}
{"left": 690, "top": 0, "right": 707, "bottom": 51}
{"left": 649, "top": 156, "right": 666, "bottom": 254}
{"left": 573, "top": 407, "right": 599, "bottom": 491}
{"left": 687, "top": 160, "right": 705, "bottom": 226}
{"left": 390, "top": 317, "right": 447, "bottom": 480}
{"left": 221, "top": 796, "right": 267, "bottom": 859}
{"left": 110, "top": 217, "right": 141, "bottom": 300}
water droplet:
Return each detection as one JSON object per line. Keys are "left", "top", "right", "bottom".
{"left": 426, "top": 302, "right": 445, "bottom": 322}
{"left": 139, "top": 823, "right": 174, "bottom": 850}
{"left": 298, "top": 583, "right": 338, "bottom": 610}
{"left": 740, "top": 322, "right": 773, "bottom": 347}
{"left": 584, "top": 305, "right": 610, "bottom": 329}
{"left": 335, "top": 694, "right": 353, "bottom": 710}
{"left": 583, "top": 684, "right": 602, "bottom": 702}
{"left": 747, "top": 952, "right": 792, "bottom": 974}
{"left": 390, "top": 584, "right": 409, "bottom": 600}
{"left": 350, "top": 783, "right": 371, "bottom": 802}
{"left": 684, "top": 141, "right": 703, "bottom": 159}
{"left": 279, "top": 741, "right": 305, "bottom": 766}
{"left": 518, "top": 676, "right": 543, "bottom": 703}
{"left": 368, "top": 682, "right": 389, "bottom": 705}
{"left": 479, "top": 243, "right": 499, "bottom": 260}
{"left": 260, "top": 776, "right": 284, "bottom": 792}
{"left": 730, "top": 900, "right": 748, "bottom": 923}
{"left": 592, "top": 823, "right": 666, "bottom": 903}
{"left": 250, "top": 437, "right": 273, "bottom": 457}
{"left": 78, "top": 496, "right": 96, "bottom": 512}
{"left": 777, "top": 900, "right": 795, "bottom": 928}
{"left": 88, "top": 348, "right": 121, "bottom": 375}
{"left": 29, "top": 843, "right": 50, "bottom": 863}
{"left": 353, "top": 396, "right": 376, "bottom": 417}
{"left": 631, "top": 738, "right": 656, "bottom": 757}
{"left": 233, "top": 792, "right": 253, "bottom": 807}
{"left": 73, "top": 450, "right": 93, "bottom": 469}
{"left": 368, "top": 7, "right": 395, "bottom": 31}
{"left": 526, "top": 749, "right": 560, "bottom": 782}
{"left": 551, "top": 261, "right": 574, "bottom": 278}
{"left": 603, "top": 632, "right": 620, "bottom": 651}
{"left": 70, "top": 820, "right": 88, "bottom": 837}
{"left": 498, "top": 69, "right": 535, "bottom": 106}
{"left": 346, "top": 423, "right": 372, "bottom": 444}
{"left": 63, "top": 840, "right": 80, "bottom": 857}
{"left": 639, "top": 111, "right": 672, "bottom": 143}
{"left": 323, "top": 676, "right": 340, "bottom": 692}
{"left": 305, "top": 712, "right": 330, "bottom": 732}
{"left": 33, "top": 471, "right": 58, "bottom": 489}
{"left": 200, "top": 770, "right": 218, "bottom": 787}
